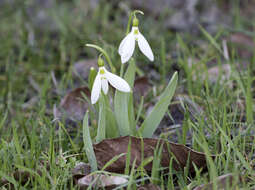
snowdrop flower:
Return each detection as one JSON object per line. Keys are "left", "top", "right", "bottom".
{"left": 118, "top": 17, "right": 154, "bottom": 64}
{"left": 91, "top": 57, "right": 131, "bottom": 104}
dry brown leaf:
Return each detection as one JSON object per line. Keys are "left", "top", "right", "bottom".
{"left": 229, "top": 33, "right": 254, "bottom": 60}
{"left": 55, "top": 87, "right": 90, "bottom": 121}
{"left": 93, "top": 136, "right": 213, "bottom": 174}
{"left": 72, "top": 59, "right": 97, "bottom": 80}
{"left": 229, "top": 33, "right": 254, "bottom": 48}
{"left": 193, "top": 173, "right": 243, "bottom": 190}
{"left": 134, "top": 77, "right": 152, "bottom": 98}
{"left": 72, "top": 162, "right": 91, "bottom": 183}
{"left": 77, "top": 173, "right": 128, "bottom": 190}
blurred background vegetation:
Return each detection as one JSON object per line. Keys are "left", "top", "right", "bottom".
{"left": 0, "top": 0, "right": 254, "bottom": 101}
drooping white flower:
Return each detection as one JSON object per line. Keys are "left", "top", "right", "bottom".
{"left": 118, "top": 18, "right": 154, "bottom": 64}
{"left": 91, "top": 66, "right": 131, "bottom": 104}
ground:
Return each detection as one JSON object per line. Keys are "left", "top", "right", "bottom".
{"left": 0, "top": 0, "right": 255, "bottom": 189}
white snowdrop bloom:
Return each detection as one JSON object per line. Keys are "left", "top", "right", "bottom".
{"left": 118, "top": 18, "right": 154, "bottom": 64}
{"left": 91, "top": 66, "right": 131, "bottom": 104}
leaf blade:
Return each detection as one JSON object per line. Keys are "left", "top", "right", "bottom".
{"left": 139, "top": 72, "right": 178, "bottom": 137}
{"left": 83, "top": 111, "right": 97, "bottom": 171}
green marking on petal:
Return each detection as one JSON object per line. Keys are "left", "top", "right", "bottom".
{"left": 99, "top": 68, "right": 105, "bottom": 75}
{"left": 134, "top": 29, "right": 139, "bottom": 35}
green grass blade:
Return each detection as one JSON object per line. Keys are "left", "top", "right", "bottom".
{"left": 139, "top": 72, "right": 178, "bottom": 137}
{"left": 199, "top": 25, "right": 222, "bottom": 54}
{"left": 101, "top": 153, "right": 126, "bottom": 171}
{"left": 0, "top": 171, "right": 18, "bottom": 188}
{"left": 127, "top": 158, "right": 137, "bottom": 190}
{"left": 135, "top": 96, "right": 144, "bottom": 128}
{"left": 125, "top": 137, "right": 132, "bottom": 175}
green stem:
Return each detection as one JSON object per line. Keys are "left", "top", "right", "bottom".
{"left": 120, "top": 64, "right": 124, "bottom": 77}
{"left": 126, "top": 10, "right": 144, "bottom": 35}
{"left": 86, "top": 44, "right": 116, "bottom": 73}
{"left": 126, "top": 13, "right": 133, "bottom": 35}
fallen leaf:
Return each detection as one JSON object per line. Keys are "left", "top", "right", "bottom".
{"left": 229, "top": 33, "right": 254, "bottom": 48}
{"left": 55, "top": 87, "right": 90, "bottom": 121}
{"left": 71, "top": 162, "right": 91, "bottom": 183}
{"left": 138, "top": 183, "right": 161, "bottom": 190}
{"left": 93, "top": 136, "right": 213, "bottom": 174}
{"left": 229, "top": 33, "right": 254, "bottom": 60}
{"left": 72, "top": 59, "right": 97, "bottom": 80}
{"left": 134, "top": 77, "right": 152, "bottom": 101}
{"left": 78, "top": 173, "right": 128, "bottom": 189}
{"left": 193, "top": 173, "right": 242, "bottom": 190}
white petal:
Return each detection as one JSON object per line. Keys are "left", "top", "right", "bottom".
{"left": 137, "top": 33, "right": 154, "bottom": 61}
{"left": 118, "top": 33, "right": 132, "bottom": 55}
{"left": 101, "top": 78, "right": 108, "bottom": 94}
{"left": 91, "top": 73, "right": 101, "bottom": 104}
{"left": 119, "top": 34, "right": 135, "bottom": 64}
{"left": 105, "top": 71, "right": 130, "bottom": 92}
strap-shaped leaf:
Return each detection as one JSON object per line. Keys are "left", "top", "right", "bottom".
{"left": 114, "top": 60, "right": 136, "bottom": 136}
{"left": 139, "top": 72, "right": 178, "bottom": 137}
{"left": 83, "top": 111, "right": 97, "bottom": 171}
{"left": 96, "top": 97, "right": 106, "bottom": 142}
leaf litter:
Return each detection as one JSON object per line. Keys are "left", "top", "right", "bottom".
{"left": 54, "top": 86, "right": 90, "bottom": 121}
{"left": 93, "top": 136, "right": 213, "bottom": 174}
{"left": 71, "top": 135, "right": 214, "bottom": 189}
{"left": 77, "top": 173, "right": 128, "bottom": 190}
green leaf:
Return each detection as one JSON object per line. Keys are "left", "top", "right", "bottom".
{"left": 128, "top": 95, "right": 136, "bottom": 134}
{"left": 104, "top": 96, "right": 119, "bottom": 138}
{"left": 96, "top": 96, "right": 106, "bottom": 142}
{"left": 139, "top": 72, "right": 178, "bottom": 137}
{"left": 114, "top": 91, "right": 130, "bottom": 136}
{"left": 114, "top": 60, "right": 136, "bottom": 136}
{"left": 125, "top": 59, "right": 136, "bottom": 134}
{"left": 83, "top": 111, "right": 97, "bottom": 171}
{"left": 88, "top": 67, "right": 97, "bottom": 90}
{"left": 124, "top": 59, "right": 136, "bottom": 87}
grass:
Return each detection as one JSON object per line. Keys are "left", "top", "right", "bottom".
{"left": 0, "top": 0, "right": 255, "bottom": 189}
